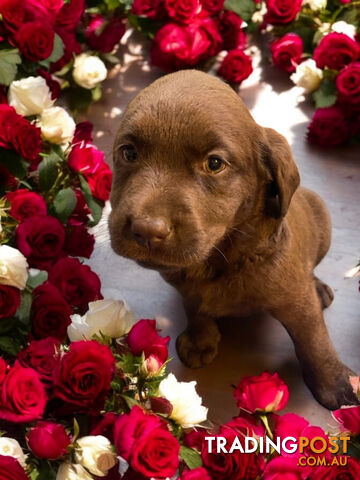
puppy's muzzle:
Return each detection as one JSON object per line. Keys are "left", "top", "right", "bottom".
{"left": 131, "top": 217, "right": 171, "bottom": 248}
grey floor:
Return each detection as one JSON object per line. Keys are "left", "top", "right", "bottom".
{"left": 81, "top": 33, "right": 360, "bottom": 430}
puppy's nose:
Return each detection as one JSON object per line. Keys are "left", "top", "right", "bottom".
{"left": 131, "top": 217, "right": 171, "bottom": 247}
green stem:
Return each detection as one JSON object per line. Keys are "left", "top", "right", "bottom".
{"left": 260, "top": 414, "right": 274, "bottom": 440}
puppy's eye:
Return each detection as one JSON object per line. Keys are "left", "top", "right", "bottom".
{"left": 205, "top": 155, "right": 226, "bottom": 174}
{"left": 120, "top": 145, "right": 137, "bottom": 163}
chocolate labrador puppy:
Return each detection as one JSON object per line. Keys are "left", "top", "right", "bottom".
{"left": 109, "top": 70, "right": 357, "bottom": 410}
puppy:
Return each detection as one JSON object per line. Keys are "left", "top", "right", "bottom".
{"left": 109, "top": 70, "right": 358, "bottom": 410}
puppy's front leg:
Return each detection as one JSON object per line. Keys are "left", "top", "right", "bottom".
{"left": 176, "top": 298, "right": 221, "bottom": 368}
{"left": 272, "top": 285, "right": 358, "bottom": 410}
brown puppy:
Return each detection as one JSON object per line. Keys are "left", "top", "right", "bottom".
{"left": 109, "top": 70, "right": 358, "bottom": 410}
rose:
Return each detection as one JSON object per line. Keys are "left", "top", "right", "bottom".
{"left": 219, "top": 10, "right": 246, "bottom": 50}
{"left": 0, "top": 438, "right": 26, "bottom": 468}
{"left": 264, "top": 0, "right": 302, "bottom": 25}
{"left": 6, "top": 189, "right": 47, "bottom": 222}
{"left": 70, "top": 189, "right": 91, "bottom": 224}
{"left": 48, "top": 257, "right": 102, "bottom": 309}
{"left": 180, "top": 468, "right": 212, "bottom": 480}
{"left": 218, "top": 49, "right": 253, "bottom": 84}
{"left": 263, "top": 456, "right": 308, "bottom": 480}
{"left": 51, "top": 29, "right": 82, "bottom": 73}
{"left": 290, "top": 59, "right": 323, "bottom": 93}
{"left": 131, "top": 0, "right": 166, "bottom": 19}
{"left": 0, "top": 456, "right": 28, "bottom": 480}
{"left": 114, "top": 405, "right": 164, "bottom": 461}
{"left": 27, "top": 421, "right": 71, "bottom": 459}
{"left": 304, "top": 0, "right": 326, "bottom": 10}
{"left": 56, "top": 0, "right": 85, "bottom": 31}
{"left": 16, "top": 216, "right": 66, "bottom": 270}
{"left": 75, "top": 436, "right": 117, "bottom": 476}
{"left": 0, "top": 285, "right": 21, "bottom": 319}
{"left": 39, "top": 107, "right": 76, "bottom": 144}
{"left": 38, "top": 69, "right": 62, "bottom": 100}
{"left": 31, "top": 282, "right": 72, "bottom": 341}
{"left": 56, "top": 463, "right": 93, "bottom": 480}
{"left": 0, "top": 363, "right": 47, "bottom": 422}
{"left": 73, "top": 121, "right": 93, "bottom": 144}
{"left": 73, "top": 53, "right": 107, "bottom": 90}
{"left": 331, "top": 20, "right": 356, "bottom": 39}
{"left": 68, "top": 144, "right": 104, "bottom": 175}
{"left": 53, "top": 340, "right": 115, "bottom": 412}
{"left": 314, "top": 33, "right": 360, "bottom": 70}
{"left": 0, "top": 165, "right": 18, "bottom": 191}
{"left": 65, "top": 222, "right": 95, "bottom": 258}
{"left": 164, "top": 0, "right": 201, "bottom": 23}
{"left": 336, "top": 63, "right": 360, "bottom": 103}
{"left": 0, "top": 245, "right": 28, "bottom": 289}
{"left": 333, "top": 405, "right": 360, "bottom": 435}
{"left": 127, "top": 319, "right": 170, "bottom": 368}
{"left": 11, "top": 118, "right": 42, "bottom": 163}
{"left": 270, "top": 34, "right": 303, "bottom": 73}
{"left": 0, "top": 105, "right": 17, "bottom": 149}
{"left": 8, "top": 77, "right": 54, "bottom": 116}
{"left": 198, "top": 17, "right": 223, "bottom": 57}
{"left": 0, "top": 359, "right": 7, "bottom": 386}
{"left": 159, "top": 373, "right": 208, "bottom": 428}
{"left": 225, "top": 414, "right": 266, "bottom": 438}
{"left": 87, "top": 164, "right": 113, "bottom": 201}
{"left": 15, "top": 21, "right": 55, "bottom": 61}
{"left": 202, "top": 0, "right": 225, "bottom": 15}
{"left": 0, "top": 0, "right": 25, "bottom": 33}
{"left": 18, "top": 337, "right": 61, "bottom": 384}
{"left": 86, "top": 15, "right": 125, "bottom": 53}
{"left": 310, "top": 457, "right": 360, "bottom": 479}
{"left": 234, "top": 372, "right": 289, "bottom": 413}
{"left": 307, "top": 106, "right": 350, "bottom": 147}
{"left": 68, "top": 298, "right": 135, "bottom": 341}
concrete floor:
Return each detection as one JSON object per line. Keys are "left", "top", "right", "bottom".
{"left": 82, "top": 33, "right": 360, "bottom": 430}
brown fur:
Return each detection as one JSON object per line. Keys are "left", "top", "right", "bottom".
{"left": 109, "top": 70, "right": 358, "bottom": 409}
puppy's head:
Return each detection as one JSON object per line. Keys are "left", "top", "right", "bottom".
{"left": 109, "top": 70, "right": 299, "bottom": 269}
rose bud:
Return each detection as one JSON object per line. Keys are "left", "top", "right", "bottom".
{"left": 234, "top": 371, "right": 289, "bottom": 413}
{"left": 27, "top": 421, "right": 71, "bottom": 459}
{"left": 150, "top": 396, "right": 173, "bottom": 416}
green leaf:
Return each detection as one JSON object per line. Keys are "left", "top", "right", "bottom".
{"left": 180, "top": 446, "right": 203, "bottom": 469}
{"left": 118, "top": 353, "right": 141, "bottom": 375}
{"left": 120, "top": 394, "right": 140, "bottom": 410}
{"left": 79, "top": 175, "right": 103, "bottom": 226}
{"left": 312, "top": 79, "right": 337, "bottom": 108}
{"left": 27, "top": 270, "right": 48, "bottom": 289}
{"left": 0, "top": 336, "right": 22, "bottom": 356}
{"left": 225, "top": 0, "right": 256, "bottom": 22}
{"left": 68, "top": 87, "right": 93, "bottom": 112}
{"left": 53, "top": 187, "right": 77, "bottom": 223}
{"left": 15, "top": 290, "right": 32, "bottom": 325}
{"left": 0, "top": 148, "right": 28, "bottom": 179}
{"left": 0, "top": 318, "right": 14, "bottom": 335}
{"left": 38, "top": 154, "right": 59, "bottom": 191}
{"left": 0, "top": 49, "right": 21, "bottom": 86}
{"left": 38, "top": 34, "right": 64, "bottom": 67}
{"left": 92, "top": 85, "right": 102, "bottom": 102}
{"left": 73, "top": 417, "right": 80, "bottom": 442}
{"left": 33, "top": 461, "right": 57, "bottom": 480}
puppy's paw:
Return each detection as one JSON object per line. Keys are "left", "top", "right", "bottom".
{"left": 176, "top": 325, "right": 221, "bottom": 369}
{"left": 314, "top": 277, "right": 334, "bottom": 309}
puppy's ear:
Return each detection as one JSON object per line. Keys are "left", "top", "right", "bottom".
{"left": 260, "top": 127, "right": 300, "bottom": 219}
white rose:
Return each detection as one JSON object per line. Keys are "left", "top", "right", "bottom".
{"left": 303, "top": 0, "right": 326, "bottom": 10}
{"left": 8, "top": 76, "right": 54, "bottom": 116}
{"left": 73, "top": 54, "right": 107, "bottom": 90}
{"left": 331, "top": 20, "right": 356, "bottom": 39}
{"left": 0, "top": 438, "right": 27, "bottom": 468}
{"left": 290, "top": 59, "right": 323, "bottom": 93}
{"left": 75, "top": 436, "right": 117, "bottom": 477}
{"left": 56, "top": 463, "right": 93, "bottom": 480}
{"left": 39, "top": 107, "right": 76, "bottom": 145}
{"left": 68, "top": 299, "right": 135, "bottom": 341}
{"left": 159, "top": 373, "right": 208, "bottom": 428}
{"left": 0, "top": 245, "right": 28, "bottom": 289}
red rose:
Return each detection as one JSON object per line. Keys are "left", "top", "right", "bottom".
{"left": 70, "top": 189, "right": 91, "bottom": 224}
{"left": 16, "top": 215, "right": 66, "bottom": 270}
{"left": 202, "top": 0, "right": 225, "bottom": 15}
{"left": 27, "top": 421, "right": 71, "bottom": 459}
{"left": 0, "top": 363, "right": 47, "bottom": 422}
{"left": 51, "top": 28, "right": 81, "bottom": 72}
{"left": 0, "top": 165, "right": 18, "bottom": 191}
{"left": 0, "top": 359, "right": 7, "bottom": 386}
{"left": 307, "top": 106, "right": 350, "bottom": 147}
{"left": 0, "top": 455, "right": 28, "bottom": 480}
{"left": 31, "top": 282, "right": 72, "bottom": 341}
{"left": 68, "top": 144, "right": 104, "bottom": 175}
{"left": 15, "top": 21, "right": 54, "bottom": 61}
{"left": 55, "top": 0, "right": 84, "bottom": 31}
{"left": 131, "top": 0, "right": 166, "bottom": 20}
{"left": 91, "top": 412, "right": 118, "bottom": 441}
{"left": 0, "top": 285, "right": 21, "bottom": 319}
{"left": 218, "top": 49, "right": 253, "bottom": 84}
{"left": 18, "top": 337, "right": 60, "bottom": 385}
{"left": 86, "top": 15, "right": 125, "bottom": 53}
{"left": 114, "top": 405, "right": 164, "bottom": 461}
{"left": 263, "top": 456, "right": 307, "bottom": 480}
{"left": 225, "top": 414, "right": 266, "bottom": 438}
{"left": 38, "top": 69, "right": 61, "bottom": 100}
{"left": 270, "top": 33, "right": 303, "bottom": 73}
{"left": 151, "top": 23, "right": 212, "bottom": 71}
{"left": 6, "top": 189, "right": 47, "bottom": 221}
{"left": 87, "top": 163, "right": 113, "bottom": 201}
{"left": 219, "top": 10, "right": 246, "bottom": 50}
{"left": 180, "top": 468, "right": 212, "bottom": 480}
{"left": 314, "top": 33, "right": 360, "bottom": 70}
{"left": 311, "top": 457, "right": 360, "bottom": 479}
{"left": 53, "top": 340, "right": 115, "bottom": 413}
{"left": 0, "top": 104, "right": 17, "bottom": 149}
{"left": 127, "top": 319, "right": 170, "bottom": 367}
{"left": 333, "top": 406, "right": 360, "bottom": 435}
{"left": 73, "top": 121, "right": 93, "bottom": 145}
{"left": 48, "top": 257, "right": 102, "bottom": 309}
{"left": 336, "top": 62, "right": 360, "bottom": 103}
{"left": 0, "top": 0, "right": 25, "bottom": 34}
{"left": 11, "top": 118, "right": 42, "bottom": 163}
{"left": 65, "top": 221, "right": 95, "bottom": 258}
{"left": 234, "top": 372, "right": 289, "bottom": 413}
{"left": 183, "top": 429, "right": 209, "bottom": 451}
{"left": 164, "top": 0, "right": 201, "bottom": 24}
{"left": 264, "top": 0, "right": 302, "bottom": 25}
{"left": 198, "top": 17, "right": 223, "bottom": 57}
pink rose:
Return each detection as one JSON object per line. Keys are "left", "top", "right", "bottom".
{"left": 270, "top": 33, "right": 303, "bottom": 73}
{"left": 336, "top": 62, "right": 360, "bottom": 103}
{"left": 127, "top": 319, "right": 170, "bottom": 368}
{"left": 86, "top": 15, "right": 125, "bottom": 53}
{"left": 218, "top": 49, "right": 253, "bottom": 84}
{"left": 264, "top": 0, "right": 302, "bottom": 25}
{"left": 333, "top": 406, "right": 360, "bottom": 435}
{"left": 27, "top": 421, "right": 71, "bottom": 459}
{"left": 6, "top": 189, "right": 47, "bottom": 221}
{"left": 263, "top": 456, "right": 308, "bottom": 480}
{"left": 164, "top": 0, "right": 201, "bottom": 24}
{"left": 314, "top": 33, "right": 360, "bottom": 71}
{"left": 307, "top": 106, "right": 350, "bottom": 147}
{"left": 234, "top": 372, "right": 289, "bottom": 413}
